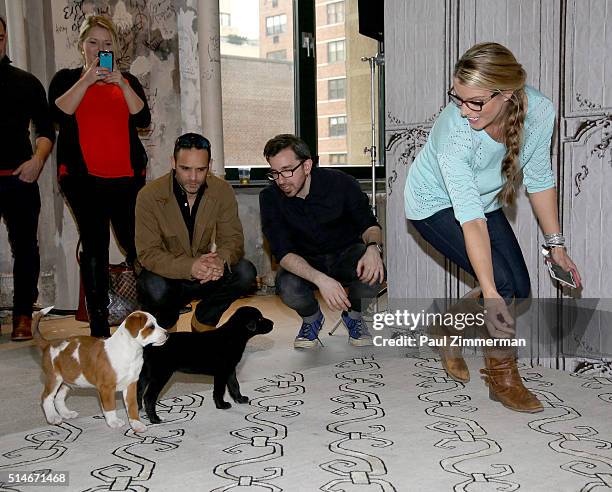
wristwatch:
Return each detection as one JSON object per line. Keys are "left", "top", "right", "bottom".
{"left": 366, "top": 241, "right": 383, "bottom": 256}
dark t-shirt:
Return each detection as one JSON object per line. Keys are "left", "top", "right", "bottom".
{"left": 259, "top": 167, "right": 380, "bottom": 261}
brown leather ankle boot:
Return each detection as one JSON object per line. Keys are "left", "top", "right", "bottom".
{"left": 438, "top": 343, "right": 470, "bottom": 382}
{"left": 431, "top": 287, "right": 483, "bottom": 383}
{"left": 480, "top": 355, "right": 543, "bottom": 413}
{"left": 11, "top": 315, "right": 34, "bottom": 341}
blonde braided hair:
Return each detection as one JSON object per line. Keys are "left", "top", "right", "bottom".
{"left": 454, "top": 42, "right": 527, "bottom": 206}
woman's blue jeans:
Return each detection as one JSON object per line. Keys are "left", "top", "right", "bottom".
{"left": 410, "top": 208, "right": 530, "bottom": 301}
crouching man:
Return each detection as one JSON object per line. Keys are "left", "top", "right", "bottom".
{"left": 259, "top": 134, "right": 385, "bottom": 348}
{"left": 135, "top": 133, "right": 256, "bottom": 331}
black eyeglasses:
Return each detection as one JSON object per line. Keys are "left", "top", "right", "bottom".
{"left": 174, "top": 133, "right": 211, "bottom": 152}
{"left": 447, "top": 88, "right": 500, "bottom": 112}
{"left": 266, "top": 160, "right": 305, "bottom": 181}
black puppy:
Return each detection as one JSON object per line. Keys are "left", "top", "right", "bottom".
{"left": 137, "top": 306, "right": 273, "bottom": 424}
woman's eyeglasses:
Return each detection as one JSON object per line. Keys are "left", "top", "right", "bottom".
{"left": 265, "top": 160, "right": 305, "bottom": 181}
{"left": 447, "top": 88, "right": 500, "bottom": 112}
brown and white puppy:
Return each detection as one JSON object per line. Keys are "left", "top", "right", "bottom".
{"left": 33, "top": 307, "right": 168, "bottom": 433}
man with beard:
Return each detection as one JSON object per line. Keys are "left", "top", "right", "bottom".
{"left": 135, "top": 133, "right": 256, "bottom": 332}
{"left": 260, "top": 134, "right": 385, "bottom": 349}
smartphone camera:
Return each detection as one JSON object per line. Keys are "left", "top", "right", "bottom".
{"left": 98, "top": 50, "right": 114, "bottom": 73}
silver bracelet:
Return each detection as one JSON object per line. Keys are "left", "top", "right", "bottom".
{"left": 544, "top": 233, "right": 565, "bottom": 247}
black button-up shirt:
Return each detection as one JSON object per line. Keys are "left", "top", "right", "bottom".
{"left": 0, "top": 56, "right": 55, "bottom": 170}
{"left": 259, "top": 167, "right": 380, "bottom": 261}
{"left": 172, "top": 172, "right": 205, "bottom": 244}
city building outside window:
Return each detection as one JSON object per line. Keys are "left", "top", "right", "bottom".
{"left": 329, "top": 153, "right": 347, "bottom": 165}
{"left": 266, "top": 49, "right": 287, "bottom": 60}
{"left": 327, "top": 40, "right": 345, "bottom": 63}
{"left": 326, "top": 1, "right": 345, "bottom": 24}
{"left": 329, "top": 115, "right": 347, "bottom": 137}
{"left": 328, "top": 78, "right": 346, "bottom": 100}
{"left": 266, "top": 14, "right": 287, "bottom": 35}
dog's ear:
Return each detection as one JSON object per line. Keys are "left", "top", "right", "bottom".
{"left": 125, "top": 311, "right": 148, "bottom": 338}
{"left": 246, "top": 319, "right": 258, "bottom": 332}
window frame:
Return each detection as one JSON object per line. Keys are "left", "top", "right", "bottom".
{"left": 328, "top": 115, "right": 347, "bottom": 137}
{"left": 327, "top": 39, "right": 346, "bottom": 63}
{"left": 265, "top": 14, "right": 287, "bottom": 36}
{"left": 327, "top": 77, "right": 346, "bottom": 100}
{"left": 326, "top": 1, "right": 345, "bottom": 25}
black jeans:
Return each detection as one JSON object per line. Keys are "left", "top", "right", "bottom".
{"left": 137, "top": 258, "right": 257, "bottom": 329}
{"left": 276, "top": 243, "right": 385, "bottom": 318}
{"left": 61, "top": 175, "right": 142, "bottom": 264}
{"left": 410, "top": 207, "right": 530, "bottom": 301}
{"left": 0, "top": 176, "right": 40, "bottom": 317}
{"left": 61, "top": 174, "right": 142, "bottom": 333}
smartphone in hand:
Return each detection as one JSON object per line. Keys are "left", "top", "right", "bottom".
{"left": 98, "top": 50, "right": 113, "bottom": 73}
{"left": 547, "top": 261, "right": 577, "bottom": 288}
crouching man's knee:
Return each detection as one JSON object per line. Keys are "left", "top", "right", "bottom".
{"left": 229, "top": 258, "right": 257, "bottom": 294}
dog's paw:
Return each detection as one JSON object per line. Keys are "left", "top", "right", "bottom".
{"left": 59, "top": 409, "right": 79, "bottom": 419}
{"left": 215, "top": 401, "right": 232, "bottom": 410}
{"left": 130, "top": 419, "right": 147, "bottom": 433}
{"left": 46, "top": 415, "right": 63, "bottom": 425}
{"left": 148, "top": 414, "right": 162, "bottom": 424}
{"left": 106, "top": 417, "right": 125, "bottom": 429}
{"left": 234, "top": 395, "right": 249, "bottom": 404}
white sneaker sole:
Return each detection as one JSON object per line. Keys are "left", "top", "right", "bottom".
{"left": 294, "top": 338, "right": 318, "bottom": 349}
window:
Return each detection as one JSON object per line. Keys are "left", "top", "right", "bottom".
{"left": 327, "top": 1, "right": 345, "bottom": 24}
{"left": 220, "top": 13, "right": 231, "bottom": 27}
{"left": 329, "top": 116, "right": 347, "bottom": 137}
{"left": 267, "top": 49, "right": 287, "bottom": 60}
{"left": 315, "top": 2, "right": 380, "bottom": 168}
{"left": 327, "top": 40, "right": 345, "bottom": 63}
{"left": 219, "top": 0, "right": 295, "bottom": 173}
{"left": 329, "top": 153, "right": 347, "bottom": 165}
{"left": 266, "top": 14, "right": 287, "bottom": 35}
{"left": 328, "top": 78, "right": 346, "bottom": 100}
{"left": 272, "top": 0, "right": 278, "bottom": 7}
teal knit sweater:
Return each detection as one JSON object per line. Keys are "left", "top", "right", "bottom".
{"left": 404, "top": 85, "right": 556, "bottom": 224}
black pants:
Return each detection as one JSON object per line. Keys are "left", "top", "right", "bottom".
{"left": 0, "top": 176, "right": 40, "bottom": 317}
{"left": 61, "top": 174, "right": 142, "bottom": 333}
{"left": 276, "top": 243, "right": 385, "bottom": 318}
{"left": 137, "top": 258, "right": 257, "bottom": 329}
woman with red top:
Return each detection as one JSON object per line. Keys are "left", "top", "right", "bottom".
{"left": 49, "top": 15, "right": 151, "bottom": 337}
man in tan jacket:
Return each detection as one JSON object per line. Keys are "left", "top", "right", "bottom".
{"left": 135, "top": 133, "right": 256, "bottom": 331}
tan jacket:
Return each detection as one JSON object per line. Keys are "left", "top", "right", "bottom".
{"left": 135, "top": 172, "right": 245, "bottom": 279}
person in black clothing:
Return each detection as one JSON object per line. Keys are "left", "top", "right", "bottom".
{"left": 260, "top": 134, "right": 385, "bottom": 349}
{"left": 48, "top": 15, "right": 151, "bottom": 337}
{"left": 0, "top": 16, "right": 55, "bottom": 341}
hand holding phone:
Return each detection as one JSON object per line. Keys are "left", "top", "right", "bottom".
{"left": 541, "top": 244, "right": 580, "bottom": 289}
{"left": 547, "top": 261, "right": 577, "bottom": 288}
{"left": 98, "top": 50, "right": 113, "bottom": 74}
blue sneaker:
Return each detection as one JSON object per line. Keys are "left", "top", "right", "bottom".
{"left": 294, "top": 311, "right": 325, "bottom": 348}
{"left": 341, "top": 312, "right": 373, "bottom": 346}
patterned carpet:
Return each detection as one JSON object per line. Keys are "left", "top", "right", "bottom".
{"left": 1, "top": 355, "right": 611, "bottom": 491}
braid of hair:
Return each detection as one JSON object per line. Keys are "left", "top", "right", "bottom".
{"left": 497, "top": 89, "right": 526, "bottom": 206}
